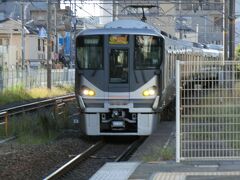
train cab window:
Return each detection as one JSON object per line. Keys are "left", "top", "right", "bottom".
{"left": 76, "top": 35, "right": 103, "bottom": 69}
{"left": 135, "top": 35, "right": 161, "bottom": 69}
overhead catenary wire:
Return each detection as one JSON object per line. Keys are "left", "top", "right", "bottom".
{"left": 5, "top": 1, "right": 237, "bottom": 45}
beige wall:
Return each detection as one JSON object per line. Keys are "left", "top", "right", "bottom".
{"left": 25, "top": 35, "right": 46, "bottom": 61}
{"left": 0, "top": 34, "right": 21, "bottom": 68}
{"left": 0, "top": 33, "right": 46, "bottom": 68}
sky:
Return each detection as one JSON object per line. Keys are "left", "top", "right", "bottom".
{"left": 60, "top": 0, "right": 101, "bottom": 18}
{"left": 59, "top": 0, "right": 240, "bottom": 44}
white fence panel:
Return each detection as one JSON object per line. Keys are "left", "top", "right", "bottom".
{"left": 176, "top": 60, "right": 240, "bottom": 161}
{"left": 0, "top": 68, "right": 75, "bottom": 90}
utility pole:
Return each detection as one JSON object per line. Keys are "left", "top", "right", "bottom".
{"left": 179, "top": 0, "right": 183, "bottom": 39}
{"left": 54, "top": 3, "right": 57, "bottom": 54}
{"left": 69, "top": 0, "right": 72, "bottom": 67}
{"left": 223, "top": 0, "right": 228, "bottom": 61}
{"left": 204, "top": 16, "right": 207, "bottom": 43}
{"left": 21, "top": 0, "right": 25, "bottom": 68}
{"left": 47, "top": 0, "right": 52, "bottom": 89}
{"left": 196, "top": 24, "right": 199, "bottom": 42}
{"left": 229, "top": 0, "right": 235, "bottom": 60}
{"left": 73, "top": 0, "right": 77, "bottom": 67}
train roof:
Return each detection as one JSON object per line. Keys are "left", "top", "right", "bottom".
{"left": 77, "top": 19, "right": 162, "bottom": 37}
{"left": 104, "top": 19, "right": 156, "bottom": 29}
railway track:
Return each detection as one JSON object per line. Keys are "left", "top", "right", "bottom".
{"left": 0, "top": 94, "right": 76, "bottom": 116}
{"left": 0, "top": 94, "right": 76, "bottom": 141}
{"left": 43, "top": 137, "right": 146, "bottom": 180}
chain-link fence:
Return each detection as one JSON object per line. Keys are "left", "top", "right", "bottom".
{"left": 0, "top": 68, "right": 75, "bottom": 91}
{"left": 176, "top": 60, "right": 240, "bottom": 162}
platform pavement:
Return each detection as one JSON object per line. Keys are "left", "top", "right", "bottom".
{"left": 91, "top": 120, "right": 240, "bottom": 180}
{"left": 128, "top": 120, "right": 240, "bottom": 180}
{"left": 129, "top": 161, "right": 240, "bottom": 180}
{"left": 91, "top": 161, "right": 240, "bottom": 180}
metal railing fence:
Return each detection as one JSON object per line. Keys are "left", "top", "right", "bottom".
{"left": 0, "top": 68, "right": 75, "bottom": 91}
{"left": 176, "top": 60, "right": 240, "bottom": 162}
{"left": 0, "top": 111, "right": 8, "bottom": 136}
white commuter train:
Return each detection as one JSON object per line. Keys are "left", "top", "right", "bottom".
{"left": 75, "top": 19, "right": 222, "bottom": 136}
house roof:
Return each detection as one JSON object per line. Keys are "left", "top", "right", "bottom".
{"left": 175, "top": 21, "right": 195, "bottom": 32}
{"left": 0, "top": 17, "right": 45, "bottom": 36}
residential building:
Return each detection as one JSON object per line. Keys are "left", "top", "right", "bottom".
{"left": 0, "top": 1, "right": 72, "bottom": 68}
{"left": 175, "top": 0, "right": 223, "bottom": 44}
{"left": 30, "top": 3, "right": 72, "bottom": 64}
{"left": 0, "top": 18, "right": 46, "bottom": 69}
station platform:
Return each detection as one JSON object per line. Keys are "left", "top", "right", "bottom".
{"left": 91, "top": 161, "right": 240, "bottom": 180}
{"left": 91, "top": 121, "right": 240, "bottom": 180}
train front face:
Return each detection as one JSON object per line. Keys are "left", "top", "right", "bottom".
{"left": 75, "top": 30, "right": 164, "bottom": 136}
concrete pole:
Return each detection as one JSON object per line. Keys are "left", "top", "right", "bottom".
{"left": 73, "top": 0, "right": 77, "bottom": 67}
{"left": 223, "top": 0, "right": 228, "bottom": 61}
{"left": 69, "top": 0, "right": 72, "bottom": 67}
{"left": 229, "top": 0, "right": 235, "bottom": 60}
{"left": 21, "top": 1, "right": 25, "bottom": 68}
{"left": 54, "top": 3, "right": 57, "bottom": 54}
{"left": 47, "top": 0, "right": 52, "bottom": 89}
{"left": 196, "top": 24, "right": 199, "bottom": 42}
{"left": 204, "top": 16, "right": 207, "bottom": 43}
{"left": 179, "top": 0, "right": 183, "bottom": 39}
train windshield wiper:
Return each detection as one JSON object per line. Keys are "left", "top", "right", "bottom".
{"left": 134, "top": 70, "right": 139, "bottom": 84}
{"left": 91, "top": 69, "right": 98, "bottom": 77}
{"left": 141, "top": 70, "right": 146, "bottom": 83}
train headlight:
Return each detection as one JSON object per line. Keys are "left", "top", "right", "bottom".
{"left": 81, "top": 87, "right": 96, "bottom": 96}
{"left": 142, "top": 87, "right": 157, "bottom": 96}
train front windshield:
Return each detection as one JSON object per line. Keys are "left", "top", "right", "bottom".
{"left": 76, "top": 35, "right": 162, "bottom": 70}
{"left": 135, "top": 35, "right": 161, "bottom": 69}
{"left": 76, "top": 35, "right": 103, "bottom": 69}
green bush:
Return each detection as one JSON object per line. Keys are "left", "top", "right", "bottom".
{"left": 160, "top": 147, "right": 174, "bottom": 160}
{"left": 0, "top": 85, "right": 31, "bottom": 105}
{"left": 0, "top": 85, "right": 74, "bottom": 105}
{"left": 5, "top": 109, "right": 70, "bottom": 144}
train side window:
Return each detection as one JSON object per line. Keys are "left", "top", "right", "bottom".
{"left": 134, "top": 35, "right": 162, "bottom": 69}
{"left": 76, "top": 35, "right": 103, "bottom": 69}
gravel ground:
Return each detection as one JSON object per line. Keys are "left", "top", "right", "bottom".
{"left": 0, "top": 132, "right": 97, "bottom": 180}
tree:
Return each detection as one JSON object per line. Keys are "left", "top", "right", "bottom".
{"left": 236, "top": 45, "right": 240, "bottom": 78}
{"left": 236, "top": 44, "right": 240, "bottom": 61}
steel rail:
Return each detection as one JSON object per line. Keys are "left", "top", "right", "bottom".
{"left": 0, "top": 94, "right": 75, "bottom": 116}
{"left": 44, "top": 137, "right": 145, "bottom": 179}
{"left": 115, "top": 136, "right": 147, "bottom": 162}
{"left": 43, "top": 141, "right": 104, "bottom": 180}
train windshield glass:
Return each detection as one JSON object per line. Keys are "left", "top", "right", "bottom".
{"left": 76, "top": 35, "right": 103, "bottom": 69}
{"left": 135, "top": 36, "right": 161, "bottom": 69}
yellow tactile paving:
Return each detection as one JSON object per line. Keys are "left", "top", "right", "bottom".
{"left": 151, "top": 171, "right": 240, "bottom": 180}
